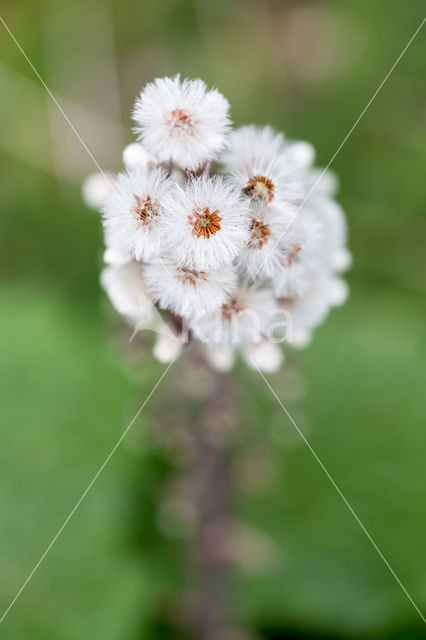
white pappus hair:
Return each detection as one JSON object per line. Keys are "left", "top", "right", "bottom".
{"left": 102, "top": 166, "right": 173, "bottom": 262}
{"left": 144, "top": 259, "right": 238, "bottom": 321}
{"left": 190, "top": 283, "right": 277, "bottom": 345}
{"left": 162, "top": 175, "right": 250, "bottom": 271}
{"left": 133, "top": 75, "right": 231, "bottom": 171}
{"left": 100, "top": 261, "right": 155, "bottom": 326}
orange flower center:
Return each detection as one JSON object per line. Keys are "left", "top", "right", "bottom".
{"left": 190, "top": 207, "right": 222, "bottom": 239}
{"left": 168, "top": 108, "right": 195, "bottom": 133}
{"left": 248, "top": 218, "right": 271, "bottom": 249}
{"left": 243, "top": 175, "right": 275, "bottom": 203}
{"left": 133, "top": 194, "right": 159, "bottom": 225}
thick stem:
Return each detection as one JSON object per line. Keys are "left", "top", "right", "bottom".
{"left": 186, "top": 350, "right": 235, "bottom": 639}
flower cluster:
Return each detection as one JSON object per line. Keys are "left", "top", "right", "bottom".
{"left": 83, "top": 75, "right": 350, "bottom": 373}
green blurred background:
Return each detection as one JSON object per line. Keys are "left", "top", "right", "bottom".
{"left": 1, "top": 0, "right": 425, "bottom": 637}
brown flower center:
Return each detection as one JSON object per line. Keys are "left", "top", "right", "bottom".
{"left": 133, "top": 194, "right": 159, "bottom": 226}
{"left": 282, "top": 245, "right": 302, "bottom": 267}
{"left": 276, "top": 296, "right": 297, "bottom": 306}
{"left": 190, "top": 207, "right": 222, "bottom": 239}
{"left": 175, "top": 267, "right": 207, "bottom": 286}
{"left": 222, "top": 297, "right": 246, "bottom": 321}
{"left": 248, "top": 218, "right": 271, "bottom": 249}
{"left": 243, "top": 175, "right": 275, "bottom": 203}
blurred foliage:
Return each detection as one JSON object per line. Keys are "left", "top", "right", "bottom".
{"left": 0, "top": 0, "right": 425, "bottom": 638}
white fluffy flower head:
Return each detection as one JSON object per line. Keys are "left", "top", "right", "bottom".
{"left": 102, "top": 166, "right": 172, "bottom": 262}
{"left": 100, "top": 261, "right": 155, "bottom": 326}
{"left": 87, "top": 75, "right": 350, "bottom": 372}
{"left": 272, "top": 211, "right": 324, "bottom": 299}
{"left": 237, "top": 208, "right": 288, "bottom": 280}
{"left": 223, "top": 125, "right": 304, "bottom": 211}
{"left": 133, "top": 75, "right": 231, "bottom": 171}
{"left": 222, "top": 125, "right": 286, "bottom": 169}
{"left": 144, "top": 259, "right": 238, "bottom": 321}
{"left": 162, "top": 175, "right": 250, "bottom": 271}
{"left": 190, "top": 283, "right": 277, "bottom": 345}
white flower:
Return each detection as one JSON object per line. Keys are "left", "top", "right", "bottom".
{"left": 85, "top": 74, "right": 350, "bottom": 374}
{"left": 82, "top": 171, "right": 114, "bottom": 209}
{"left": 273, "top": 272, "right": 335, "bottom": 345}
{"left": 204, "top": 345, "right": 235, "bottom": 372}
{"left": 102, "top": 166, "right": 173, "bottom": 262}
{"left": 122, "top": 142, "right": 154, "bottom": 169}
{"left": 242, "top": 340, "right": 284, "bottom": 373}
{"left": 272, "top": 211, "right": 324, "bottom": 298}
{"left": 133, "top": 75, "right": 231, "bottom": 171}
{"left": 330, "top": 247, "right": 352, "bottom": 273}
{"left": 236, "top": 208, "right": 288, "bottom": 280}
{"left": 306, "top": 194, "right": 349, "bottom": 272}
{"left": 284, "top": 140, "right": 315, "bottom": 171}
{"left": 328, "top": 275, "right": 349, "bottom": 306}
{"left": 152, "top": 333, "right": 183, "bottom": 363}
{"left": 144, "top": 259, "right": 238, "bottom": 320}
{"left": 291, "top": 329, "right": 312, "bottom": 349}
{"left": 221, "top": 125, "right": 286, "bottom": 169}
{"left": 190, "top": 283, "right": 276, "bottom": 345}
{"left": 162, "top": 176, "right": 250, "bottom": 271}
{"left": 103, "top": 246, "right": 132, "bottom": 267}
{"left": 100, "top": 261, "right": 155, "bottom": 326}
{"left": 222, "top": 125, "right": 303, "bottom": 211}
{"left": 232, "top": 155, "right": 303, "bottom": 213}
{"left": 306, "top": 167, "right": 339, "bottom": 197}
